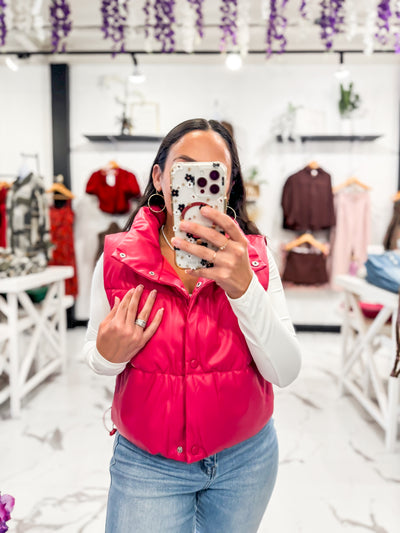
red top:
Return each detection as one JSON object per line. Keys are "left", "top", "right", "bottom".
{"left": 86, "top": 167, "right": 140, "bottom": 214}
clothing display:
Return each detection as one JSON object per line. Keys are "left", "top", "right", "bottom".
{"left": 282, "top": 248, "right": 329, "bottom": 285}
{"left": 330, "top": 190, "right": 370, "bottom": 287}
{"left": 383, "top": 200, "right": 400, "bottom": 250}
{"left": 86, "top": 166, "right": 141, "bottom": 214}
{"left": 83, "top": 206, "right": 301, "bottom": 464}
{"left": 281, "top": 165, "right": 335, "bottom": 231}
{"left": 48, "top": 202, "right": 78, "bottom": 297}
{"left": 6, "top": 173, "right": 52, "bottom": 260}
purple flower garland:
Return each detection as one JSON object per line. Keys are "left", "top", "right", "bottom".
{"left": 0, "top": 493, "right": 15, "bottom": 533}
{"left": 300, "top": 0, "right": 308, "bottom": 19}
{"left": 101, "top": 0, "right": 129, "bottom": 55}
{"left": 375, "top": 0, "right": 392, "bottom": 45}
{"left": 319, "top": 0, "right": 345, "bottom": 50}
{"left": 143, "top": 0, "right": 151, "bottom": 39}
{"left": 395, "top": 4, "right": 400, "bottom": 53}
{"left": 154, "top": 0, "right": 176, "bottom": 53}
{"left": 265, "top": 0, "right": 288, "bottom": 58}
{"left": 0, "top": 0, "right": 6, "bottom": 47}
{"left": 220, "top": 0, "right": 238, "bottom": 52}
{"left": 188, "top": 0, "right": 204, "bottom": 38}
{"left": 49, "top": 0, "right": 72, "bottom": 53}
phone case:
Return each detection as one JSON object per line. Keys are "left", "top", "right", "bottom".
{"left": 170, "top": 161, "right": 227, "bottom": 270}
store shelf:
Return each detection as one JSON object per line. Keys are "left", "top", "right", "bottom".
{"left": 276, "top": 134, "right": 382, "bottom": 143}
{"left": 84, "top": 134, "right": 163, "bottom": 143}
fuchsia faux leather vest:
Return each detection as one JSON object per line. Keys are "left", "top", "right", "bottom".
{"left": 103, "top": 207, "right": 273, "bottom": 463}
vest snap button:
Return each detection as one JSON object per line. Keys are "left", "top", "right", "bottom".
{"left": 251, "top": 261, "right": 259, "bottom": 267}
{"left": 190, "top": 359, "right": 199, "bottom": 368}
{"left": 177, "top": 446, "right": 183, "bottom": 454}
{"left": 196, "top": 282, "right": 202, "bottom": 288}
{"left": 191, "top": 445, "right": 199, "bottom": 455}
{"left": 119, "top": 252, "right": 126, "bottom": 258}
{"left": 149, "top": 271, "right": 155, "bottom": 276}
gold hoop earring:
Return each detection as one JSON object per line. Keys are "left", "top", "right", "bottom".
{"left": 227, "top": 205, "right": 237, "bottom": 220}
{"left": 147, "top": 193, "right": 166, "bottom": 213}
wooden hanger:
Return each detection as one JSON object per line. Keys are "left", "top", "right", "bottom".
{"left": 392, "top": 191, "right": 400, "bottom": 202}
{"left": 285, "top": 233, "right": 329, "bottom": 255}
{"left": 333, "top": 176, "right": 371, "bottom": 193}
{"left": 106, "top": 160, "right": 119, "bottom": 170}
{"left": 0, "top": 181, "right": 11, "bottom": 190}
{"left": 46, "top": 182, "right": 75, "bottom": 199}
{"left": 307, "top": 161, "right": 320, "bottom": 170}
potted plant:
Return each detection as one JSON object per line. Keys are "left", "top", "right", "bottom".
{"left": 338, "top": 82, "right": 361, "bottom": 134}
{"left": 244, "top": 166, "right": 267, "bottom": 202}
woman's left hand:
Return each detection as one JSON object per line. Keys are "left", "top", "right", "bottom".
{"left": 171, "top": 205, "right": 253, "bottom": 299}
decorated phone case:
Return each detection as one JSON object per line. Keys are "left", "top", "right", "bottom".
{"left": 170, "top": 161, "right": 227, "bottom": 270}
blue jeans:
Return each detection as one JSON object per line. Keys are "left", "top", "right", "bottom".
{"left": 105, "top": 419, "right": 278, "bottom": 533}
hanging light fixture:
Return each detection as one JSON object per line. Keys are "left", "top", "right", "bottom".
{"left": 5, "top": 56, "right": 19, "bottom": 72}
{"left": 334, "top": 51, "right": 350, "bottom": 81}
{"left": 225, "top": 52, "right": 242, "bottom": 71}
{"left": 129, "top": 53, "right": 146, "bottom": 84}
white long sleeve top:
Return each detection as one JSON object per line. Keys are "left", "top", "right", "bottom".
{"left": 83, "top": 248, "right": 301, "bottom": 387}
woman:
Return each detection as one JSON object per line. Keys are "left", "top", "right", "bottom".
{"left": 84, "top": 118, "right": 301, "bottom": 533}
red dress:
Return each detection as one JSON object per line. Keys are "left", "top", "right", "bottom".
{"left": 86, "top": 167, "right": 140, "bottom": 214}
{"left": 48, "top": 202, "right": 78, "bottom": 297}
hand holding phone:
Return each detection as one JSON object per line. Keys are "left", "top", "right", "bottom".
{"left": 170, "top": 161, "right": 227, "bottom": 270}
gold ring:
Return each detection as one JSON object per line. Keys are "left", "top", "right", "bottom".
{"left": 219, "top": 239, "right": 229, "bottom": 251}
{"left": 211, "top": 251, "right": 218, "bottom": 263}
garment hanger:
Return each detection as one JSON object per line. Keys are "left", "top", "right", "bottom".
{"left": 0, "top": 181, "right": 11, "bottom": 190}
{"left": 105, "top": 160, "right": 119, "bottom": 170}
{"left": 307, "top": 160, "right": 320, "bottom": 170}
{"left": 332, "top": 176, "right": 371, "bottom": 193}
{"left": 285, "top": 233, "right": 329, "bottom": 255}
{"left": 46, "top": 175, "right": 75, "bottom": 199}
{"left": 392, "top": 191, "right": 400, "bottom": 202}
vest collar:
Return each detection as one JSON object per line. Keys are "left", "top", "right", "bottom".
{"left": 111, "top": 207, "right": 267, "bottom": 286}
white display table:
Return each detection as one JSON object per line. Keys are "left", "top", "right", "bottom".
{"left": 0, "top": 266, "right": 74, "bottom": 417}
{"left": 335, "top": 274, "right": 399, "bottom": 451}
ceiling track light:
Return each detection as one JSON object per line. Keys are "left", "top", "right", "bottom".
{"left": 225, "top": 52, "right": 242, "bottom": 71}
{"left": 129, "top": 53, "right": 146, "bottom": 84}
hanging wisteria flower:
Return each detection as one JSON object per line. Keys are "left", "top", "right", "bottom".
{"left": 188, "top": 0, "right": 204, "bottom": 38}
{"left": 143, "top": 0, "right": 151, "bottom": 39}
{"left": 220, "top": 0, "right": 238, "bottom": 52}
{"left": 300, "top": 0, "right": 308, "bottom": 19}
{"left": 101, "top": 0, "right": 129, "bottom": 56}
{"left": 181, "top": 0, "right": 197, "bottom": 53}
{"left": 0, "top": 0, "right": 6, "bottom": 47}
{"left": 49, "top": 0, "right": 72, "bottom": 53}
{"left": 154, "top": 0, "right": 176, "bottom": 53}
{"left": 237, "top": 0, "right": 250, "bottom": 56}
{"left": 395, "top": 1, "right": 400, "bottom": 53}
{"left": 319, "top": 0, "right": 345, "bottom": 50}
{"left": 363, "top": 0, "right": 376, "bottom": 55}
{"left": 265, "top": 0, "right": 289, "bottom": 58}
{"left": 375, "top": 0, "right": 392, "bottom": 45}
{"left": 0, "top": 493, "right": 15, "bottom": 533}
{"left": 344, "top": 0, "right": 357, "bottom": 42}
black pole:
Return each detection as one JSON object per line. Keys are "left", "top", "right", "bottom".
{"left": 50, "top": 64, "right": 71, "bottom": 189}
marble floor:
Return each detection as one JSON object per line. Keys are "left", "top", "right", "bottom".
{"left": 1, "top": 329, "right": 399, "bottom": 533}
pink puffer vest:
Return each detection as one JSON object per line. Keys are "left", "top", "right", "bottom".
{"left": 103, "top": 207, "right": 273, "bottom": 463}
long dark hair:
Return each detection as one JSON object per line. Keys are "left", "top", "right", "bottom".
{"left": 124, "top": 118, "right": 261, "bottom": 235}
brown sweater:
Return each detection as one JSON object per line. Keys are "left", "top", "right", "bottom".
{"left": 281, "top": 166, "right": 335, "bottom": 231}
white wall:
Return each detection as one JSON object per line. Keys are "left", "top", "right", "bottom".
{"left": 0, "top": 65, "right": 53, "bottom": 183}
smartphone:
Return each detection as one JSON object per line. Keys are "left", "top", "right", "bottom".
{"left": 170, "top": 161, "right": 227, "bottom": 270}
